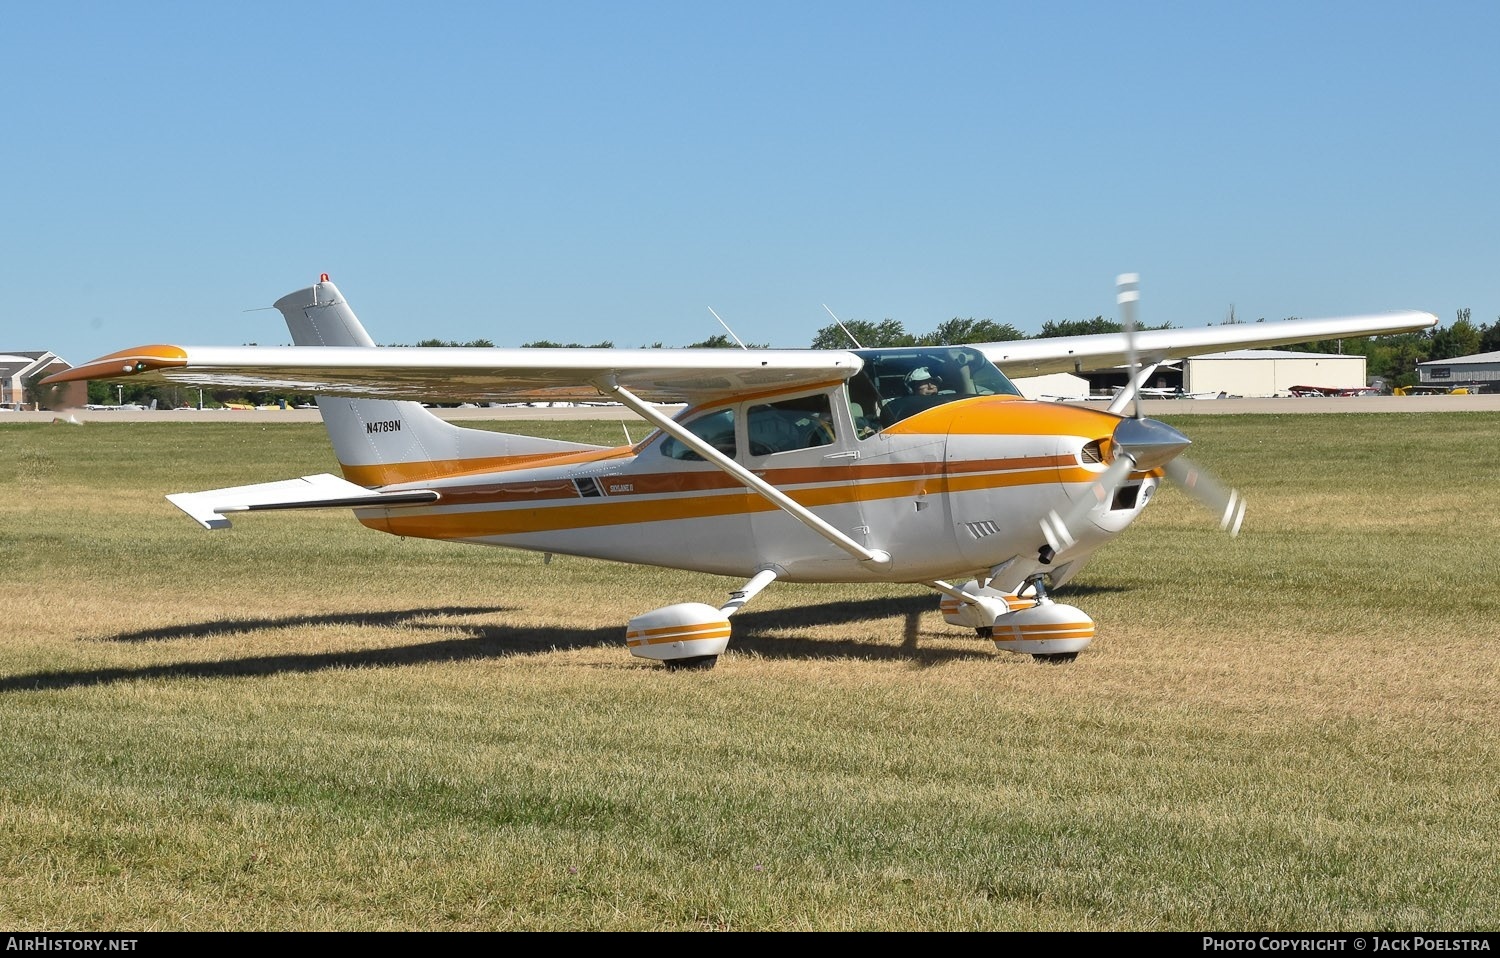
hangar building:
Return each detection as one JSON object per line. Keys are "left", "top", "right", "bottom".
{"left": 1418, "top": 350, "right": 1500, "bottom": 392}
{"left": 1068, "top": 349, "right": 1368, "bottom": 399}
{"left": 1180, "top": 349, "right": 1367, "bottom": 398}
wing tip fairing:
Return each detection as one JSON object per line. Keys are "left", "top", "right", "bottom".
{"left": 41, "top": 345, "right": 189, "bottom": 386}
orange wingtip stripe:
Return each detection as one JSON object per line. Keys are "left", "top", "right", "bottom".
{"left": 39, "top": 345, "right": 189, "bottom": 384}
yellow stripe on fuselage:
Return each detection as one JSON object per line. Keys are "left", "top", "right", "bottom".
{"left": 360, "top": 456, "right": 1091, "bottom": 539}
{"left": 341, "top": 444, "right": 639, "bottom": 486}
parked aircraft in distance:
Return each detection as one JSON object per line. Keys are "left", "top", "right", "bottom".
{"left": 45, "top": 274, "right": 1438, "bottom": 669}
{"left": 1125, "top": 386, "right": 1228, "bottom": 400}
{"left": 1287, "top": 384, "right": 1382, "bottom": 397}
{"left": 1392, "top": 384, "right": 1487, "bottom": 396}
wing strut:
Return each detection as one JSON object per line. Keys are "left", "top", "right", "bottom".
{"left": 600, "top": 378, "right": 892, "bottom": 571}
{"left": 1106, "top": 362, "right": 1161, "bottom": 416}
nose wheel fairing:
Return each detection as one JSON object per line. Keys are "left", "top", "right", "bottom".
{"left": 940, "top": 575, "right": 1096, "bottom": 660}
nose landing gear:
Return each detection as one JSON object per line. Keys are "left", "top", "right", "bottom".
{"left": 943, "top": 572, "right": 1094, "bottom": 663}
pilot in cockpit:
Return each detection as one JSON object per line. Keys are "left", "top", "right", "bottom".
{"left": 906, "top": 367, "right": 943, "bottom": 396}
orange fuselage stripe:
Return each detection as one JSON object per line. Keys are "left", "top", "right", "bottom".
{"left": 418, "top": 453, "right": 1072, "bottom": 508}
{"left": 343, "top": 396, "right": 1140, "bottom": 539}
{"left": 360, "top": 458, "right": 1098, "bottom": 539}
{"left": 341, "top": 444, "right": 639, "bottom": 485}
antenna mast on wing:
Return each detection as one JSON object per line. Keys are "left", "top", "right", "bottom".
{"left": 822, "top": 304, "right": 864, "bottom": 349}
{"left": 707, "top": 308, "right": 749, "bottom": 350}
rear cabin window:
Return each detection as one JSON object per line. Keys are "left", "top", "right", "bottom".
{"left": 659, "top": 408, "right": 737, "bottom": 460}
{"left": 746, "top": 394, "right": 835, "bottom": 457}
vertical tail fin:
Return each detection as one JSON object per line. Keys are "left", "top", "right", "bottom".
{"left": 273, "top": 276, "right": 606, "bottom": 486}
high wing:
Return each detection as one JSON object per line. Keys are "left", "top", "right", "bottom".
{"left": 45, "top": 295, "right": 1437, "bottom": 404}
{"left": 974, "top": 311, "right": 1438, "bottom": 378}
{"left": 45, "top": 342, "right": 862, "bottom": 406}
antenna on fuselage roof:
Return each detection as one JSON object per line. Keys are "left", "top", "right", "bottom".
{"left": 707, "top": 307, "right": 749, "bottom": 350}
{"left": 822, "top": 304, "right": 864, "bottom": 349}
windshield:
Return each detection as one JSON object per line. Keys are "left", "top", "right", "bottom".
{"left": 846, "top": 346, "right": 1022, "bottom": 430}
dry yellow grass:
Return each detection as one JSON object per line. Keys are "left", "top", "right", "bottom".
{"left": 1, "top": 413, "right": 1497, "bottom": 930}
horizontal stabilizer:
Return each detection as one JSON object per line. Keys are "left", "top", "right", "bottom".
{"left": 166, "top": 473, "right": 439, "bottom": 530}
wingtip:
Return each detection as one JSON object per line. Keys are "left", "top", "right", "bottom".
{"left": 40, "top": 345, "right": 190, "bottom": 385}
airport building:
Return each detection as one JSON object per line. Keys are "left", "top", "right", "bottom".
{"left": 1041, "top": 348, "right": 1369, "bottom": 400}
{"left": 0, "top": 351, "right": 86, "bottom": 410}
{"left": 1417, "top": 350, "right": 1500, "bottom": 392}
{"left": 1180, "top": 349, "right": 1366, "bottom": 398}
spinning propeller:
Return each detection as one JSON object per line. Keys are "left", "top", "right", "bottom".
{"left": 1040, "top": 274, "right": 1246, "bottom": 556}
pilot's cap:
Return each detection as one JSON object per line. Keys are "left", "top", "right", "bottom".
{"left": 906, "top": 367, "right": 935, "bottom": 384}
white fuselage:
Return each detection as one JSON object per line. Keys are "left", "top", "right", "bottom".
{"left": 356, "top": 395, "right": 1157, "bottom": 587}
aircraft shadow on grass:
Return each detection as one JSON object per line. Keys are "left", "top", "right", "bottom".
{"left": 0, "top": 588, "right": 1141, "bottom": 694}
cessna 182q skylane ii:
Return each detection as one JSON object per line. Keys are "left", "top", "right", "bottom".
{"left": 44, "top": 275, "right": 1437, "bottom": 669}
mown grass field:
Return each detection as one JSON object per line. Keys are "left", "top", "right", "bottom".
{"left": 1, "top": 413, "right": 1497, "bottom": 931}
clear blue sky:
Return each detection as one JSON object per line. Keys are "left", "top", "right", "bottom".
{"left": 3, "top": 1, "right": 1497, "bottom": 361}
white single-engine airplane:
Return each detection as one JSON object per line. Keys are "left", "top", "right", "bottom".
{"left": 44, "top": 275, "right": 1437, "bottom": 668}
